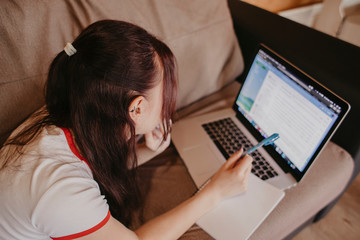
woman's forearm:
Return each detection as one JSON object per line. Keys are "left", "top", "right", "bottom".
{"left": 134, "top": 186, "right": 220, "bottom": 240}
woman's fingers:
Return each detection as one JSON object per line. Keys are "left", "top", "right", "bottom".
{"left": 205, "top": 150, "right": 253, "bottom": 200}
{"left": 145, "top": 124, "right": 171, "bottom": 152}
{"left": 152, "top": 126, "right": 163, "bottom": 139}
{"left": 223, "top": 149, "right": 252, "bottom": 172}
{"left": 222, "top": 150, "right": 243, "bottom": 169}
{"left": 239, "top": 157, "right": 252, "bottom": 191}
{"left": 233, "top": 154, "right": 253, "bottom": 173}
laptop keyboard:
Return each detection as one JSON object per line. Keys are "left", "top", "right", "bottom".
{"left": 202, "top": 118, "right": 278, "bottom": 180}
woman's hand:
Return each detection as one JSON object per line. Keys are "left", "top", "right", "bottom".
{"left": 144, "top": 123, "right": 171, "bottom": 154}
{"left": 203, "top": 150, "right": 253, "bottom": 202}
{"left": 135, "top": 122, "right": 171, "bottom": 167}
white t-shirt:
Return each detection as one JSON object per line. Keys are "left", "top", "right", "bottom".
{"left": 0, "top": 125, "right": 110, "bottom": 239}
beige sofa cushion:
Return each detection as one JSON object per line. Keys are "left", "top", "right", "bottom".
{"left": 0, "top": 0, "right": 243, "bottom": 144}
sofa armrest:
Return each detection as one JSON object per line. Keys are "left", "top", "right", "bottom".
{"left": 251, "top": 141, "right": 354, "bottom": 239}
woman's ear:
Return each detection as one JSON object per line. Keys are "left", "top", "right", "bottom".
{"left": 129, "top": 96, "right": 146, "bottom": 124}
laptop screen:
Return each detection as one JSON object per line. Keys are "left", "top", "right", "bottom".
{"left": 233, "top": 44, "right": 350, "bottom": 181}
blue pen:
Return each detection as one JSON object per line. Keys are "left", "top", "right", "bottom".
{"left": 241, "top": 133, "right": 280, "bottom": 158}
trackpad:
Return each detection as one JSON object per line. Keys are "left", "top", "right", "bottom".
{"left": 181, "top": 144, "right": 221, "bottom": 175}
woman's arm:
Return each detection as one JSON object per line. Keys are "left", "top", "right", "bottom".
{"left": 80, "top": 151, "right": 252, "bottom": 240}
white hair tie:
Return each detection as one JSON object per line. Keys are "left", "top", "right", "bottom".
{"left": 64, "top": 42, "right": 77, "bottom": 56}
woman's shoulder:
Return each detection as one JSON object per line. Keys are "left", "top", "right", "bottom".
{"left": 0, "top": 124, "right": 94, "bottom": 205}
{"left": 39, "top": 125, "right": 90, "bottom": 168}
{"left": 0, "top": 125, "right": 109, "bottom": 239}
{"left": 7, "top": 122, "right": 90, "bottom": 170}
{"left": 0, "top": 124, "right": 94, "bottom": 194}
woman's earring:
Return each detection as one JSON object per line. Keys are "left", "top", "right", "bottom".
{"left": 130, "top": 106, "right": 137, "bottom": 113}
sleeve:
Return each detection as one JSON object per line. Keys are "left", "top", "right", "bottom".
{"left": 30, "top": 164, "right": 110, "bottom": 239}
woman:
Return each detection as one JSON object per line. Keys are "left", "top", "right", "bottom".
{"left": 0, "top": 20, "right": 252, "bottom": 239}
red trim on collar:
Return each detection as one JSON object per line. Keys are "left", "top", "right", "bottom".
{"left": 60, "top": 128, "right": 91, "bottom": 169}
{"left": 51, "top": 211, "right": 111, "bottom": 240}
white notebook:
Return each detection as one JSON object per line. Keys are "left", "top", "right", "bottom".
{"left": 197, "top": 174, "right": 285, "bottom": 240}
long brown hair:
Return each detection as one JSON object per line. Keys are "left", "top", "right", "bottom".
{"left": 1, "top": 20, "right": 177, "bottom": 225}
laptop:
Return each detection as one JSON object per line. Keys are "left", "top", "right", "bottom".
{"left": 171, "top": 44, "right": 350, "bottom": 239}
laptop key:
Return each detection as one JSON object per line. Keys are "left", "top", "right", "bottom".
{"left": 213, "top": 139, "right": 230, "bottom": 159}
{"left": 267, "top": 171, "right": 274, "bottom": 178}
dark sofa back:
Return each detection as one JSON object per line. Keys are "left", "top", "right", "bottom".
{"left": 228, "top": 0, "right": 360, "bottom": 178}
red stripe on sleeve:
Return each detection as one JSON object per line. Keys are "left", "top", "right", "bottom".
{"left": 51, "top": 211, "right": 111, "bottom": 240}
